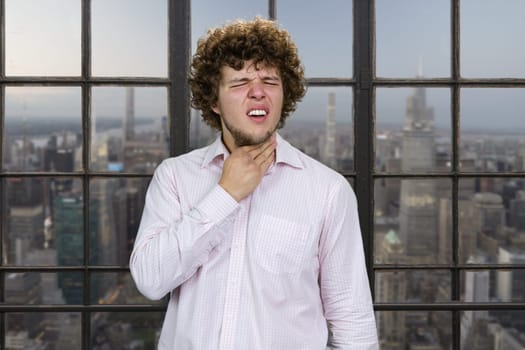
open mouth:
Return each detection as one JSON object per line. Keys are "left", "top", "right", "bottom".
{"left": 247, "top": 108, "right": 269, "bottom": 122}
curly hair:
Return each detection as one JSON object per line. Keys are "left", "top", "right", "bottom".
{"left": 189, "top": 17, "right": 306, "bottom": 131}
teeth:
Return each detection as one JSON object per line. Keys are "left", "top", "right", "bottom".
{"left": 248, "top": 109, "right": 267, "bottom": 116}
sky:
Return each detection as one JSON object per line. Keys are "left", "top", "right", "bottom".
{"left": 4, "top": 0, "right": 525, "bottom": 132}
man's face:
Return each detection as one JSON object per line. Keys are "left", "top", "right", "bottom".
{"left": 212, "top": 60, "right": 283, "bottom": 149}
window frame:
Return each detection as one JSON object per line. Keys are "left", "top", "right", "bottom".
{"left": 1, "top": 0, "right": 525, "bottom": 349}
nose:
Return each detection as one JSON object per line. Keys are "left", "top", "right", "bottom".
{"left": 248, "top": 80, "right": 265, "bottom": 100}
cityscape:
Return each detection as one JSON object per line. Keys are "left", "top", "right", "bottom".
{"left": 2, "top": 84, "right": 525, "bottom": 349}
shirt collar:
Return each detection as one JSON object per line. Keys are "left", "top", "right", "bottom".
{"left": 201, "top": 133, "right": 304, "bottom": 169}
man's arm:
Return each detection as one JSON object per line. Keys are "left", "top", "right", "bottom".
{"left": 129, "top": 160, "right": 239, "bottom": 300}
{"left": 130, "top": 137, "right": 276, "bottom": 300}
{"left": 319, "top": 178, "right": 379, "bottom": 349}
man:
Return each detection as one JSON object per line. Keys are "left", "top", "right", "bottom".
{"left": 130, "top": 17, "right": 378, "bottom": 349}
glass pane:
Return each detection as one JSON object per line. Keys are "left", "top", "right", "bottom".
{"left": 281, "top": 87, "right": 353, "bottom": 173}
{"left": 91, "top": 312, "right": 164, "bottom": 349}
{"left": 459, "top": 177, "right": 525, "bottom": 264}
{"left": 461, "top": 0, "right": 525, "bottom": 78}
{"left": 189, "top": 108, "right": 220, "bottom": 150}
{"left": 91, "top": 272, "right": 166, "bottom": 305}
{"left": 376, "top": 87, "right": 451, "bottom": 173}
{"left": 89, "top": 177, "right": 150, "bottom": 265}
{"left": 374, "top": 178, "right": 452, "bottom": 264}
{"left": 461, "top": 311, "right": 525, "bottom": 349}
{"left": 3, "top": 177, "right": 83, "bottom": 266}
{"left": 91, "top": 87, "right": 169, "bottom": 174}
{"left": 376, "top": 0, "right": 450, "bottom": 78}
{"left": 91, "top": 0, "right": 168, "bottom": 77}
{"left": 460, "top": 88, "right": 525, "bottom": 172}
{"left": 3, "top": 86, "right": 82, "bottom": 172}
{"left": 5, "top": 0, "right": 81, "bottom": 76}
{"left": 375, "top": 270, "right": 451, "bottom": 303}
{"left": 191, "top": 0, "right": 267, "bottom": 53}
{"left": 461, "top": 269, "right": 525, "bottom": 303}
{"left": 376, "top": 311, "right": 452, "bottom": 349}
{"left": 5, "top": 272, "right": 83, "bottom": 304}
{"left": 5, "top": 312, "right": 81, "bottom": 349}
{"left": 278, "top": 0, "right": 352, "bottom": 77}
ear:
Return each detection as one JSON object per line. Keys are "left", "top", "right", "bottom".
{"left": 211, "top": 103, "right": 220, "bottom": 115}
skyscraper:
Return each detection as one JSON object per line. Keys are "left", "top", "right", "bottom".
{"left": 323, "top": 91, "right": 337, "bottom": 169}
{"left": 398, "top": 86, "right": 438, "bottom": 258}
{"left": 124, "top": 86, "right": 135, "bottom": 143}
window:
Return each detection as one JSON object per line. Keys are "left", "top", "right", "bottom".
{"left": 1, "top": 0, "right": 524, "bottom": 348}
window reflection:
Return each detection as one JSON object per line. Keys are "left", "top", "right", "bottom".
{"left": 281, "top": 87, "right": 354, "bottom": 173}
{"left": 90, "top": 312, "right": 164, "bottom": 349}
{"left": 89, "top": 177, "right": 149, "bottom": 265}
{"left": 5, "top": 312, "right": 81, "bottom": 349}
{"left": 91, "top": 0, "right": 168, "bottom": 77}
{"left": 3, "top": 177, "right": 84, "bottom": 266}
{"left": 459, "top": 177, "right": 525, "bottom": 264}
{"left": 3, "top": 87, "right": 82, "bottom": 172}
{"left": 375, "top": 311, "right": 452, "bottom": 349}
{"left": 91, "top": 87, "right": 169, "bottom": 174}
{"left": 5, "top": 0, "right": 81, "bottom": 76}
{"left": 376, "top": 87, "right": 451, "bottom": 174}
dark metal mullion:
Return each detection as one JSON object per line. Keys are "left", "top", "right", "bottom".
{"left": 0, "top": 0, "right": 6, "bottom": 348}
{"left": 451, "top": 0, "right": 461, "bottom": 348}
{"left": 81, "top": 0, "right": 92, "bottom": 349}
{"left": 169, "top": 0, "right": 190, "bottom": 157}
{"left": 1, "top": 0, "right": 5, "bottom": 347}
{"left": 268, "top": 0, "right": 276, "bottom": 20}
{"left": 353, "top": 0, "right": 374, "bottom": 293}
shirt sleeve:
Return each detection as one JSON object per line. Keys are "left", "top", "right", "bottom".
{"left": 129, "top": 160, "right": 239, "bottom": 300}
{"left": 319, "top": 177, "right": 379, "bottom": 349}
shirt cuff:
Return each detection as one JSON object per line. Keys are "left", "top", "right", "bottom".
{"left": 196, "top": 185, "right": 239, "bottom": 224}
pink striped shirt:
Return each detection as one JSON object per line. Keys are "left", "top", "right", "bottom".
{"left": 130, "top": 134, "right": 378, "bottom": 349}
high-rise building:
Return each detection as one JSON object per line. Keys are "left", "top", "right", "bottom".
{"left": 323, "top": 91, "right": 337, "bottom": 169}
{"left": 124, "top": 86, "right": 135, "bottom": 143}
{"left": 497, "top": 246, "right": 525, "bottom": 302}
{"left": 398, "top": 86, "right": 438, "bottom": 258}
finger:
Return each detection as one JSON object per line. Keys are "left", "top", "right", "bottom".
{"left": 254, "top": 143, "right": 275, "bottom": 166}
{"left": 249, "top": 136, "right": 276, "bottom": 159}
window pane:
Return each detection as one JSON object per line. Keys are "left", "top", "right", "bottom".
{"left": 374, "top": 178, "right": 452, "bottom": 264}
{"left": 91, "top": 272, "right": 166, "bottom": 305}
{"left": 461, "top": 269, "right": 525, "bottom": 303}
{"left": 459, "top": 177, "right": 525, "bottom": 264}
{"left": 5, "top": 0, "right": 81, "bottom": 76}
{"left": 5, "top": 312, "right": 81, "bottom": 349}
{"left": 91, "top": 0, "right": 168, "bottom": 77}
{"left": 461, "top": 0, "right": 525, "bottom": 78}
{"left": 191, "top": 0, "right": 267, "bottom": 53}
{"left": 375, "top": 270, "right": 451, "bottom": 303}
{"left": 376, "top": 311, "right": 452, "bottom": 349}
{"left": 460, "top": 88, "right": 525, "bottom": 172}
{"left": 376, "top": 88, "right": 451, "bottom": 174}
{"left": 91, "top": 312, "right": 164, "bottom": 349}
{"left": 5, "top": 272, "right": 83, "bottom": 305}
{"left": 91, "top": 87, "right": 169, "bottom": 174}
{"left": 376, "top": 0, "right": 450, "bottom": 78}
{"left": 461, "top": 311, "right": 525, "bottom": 349}
{"left": 281, "top": 87, "right": 353, "bottom": 173}
{"left": 3, "top": 86, "right": 82, "bottom": 172}
{"left": 89, "top": 177, "right": 149, "bottom": 265}
{"left": 277, "top": 0, "right": 352, "bottom": 77}
{"left": 189, "top": 109, "right": 219, "bottom": 150}
{"left": 3, "top": 177, "right": 83, "bottom": 266}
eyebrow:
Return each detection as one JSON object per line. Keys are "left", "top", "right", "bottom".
{"left": 226, "top": 75, "right": 281, "bottom": 85}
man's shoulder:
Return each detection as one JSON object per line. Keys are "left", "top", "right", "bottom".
{"left": 157, "top": 143, "right": 213, "bottom": 171}
{"left": 286, "top": 142, "right": 347, "bottom": 184}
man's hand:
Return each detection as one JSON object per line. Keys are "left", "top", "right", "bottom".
{"left": 219, "top": 136, "right": 276, "bottom": 202}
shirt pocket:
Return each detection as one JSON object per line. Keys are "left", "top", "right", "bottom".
{"left": 253, "top": 214, "right": 309, "bottom": 274}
